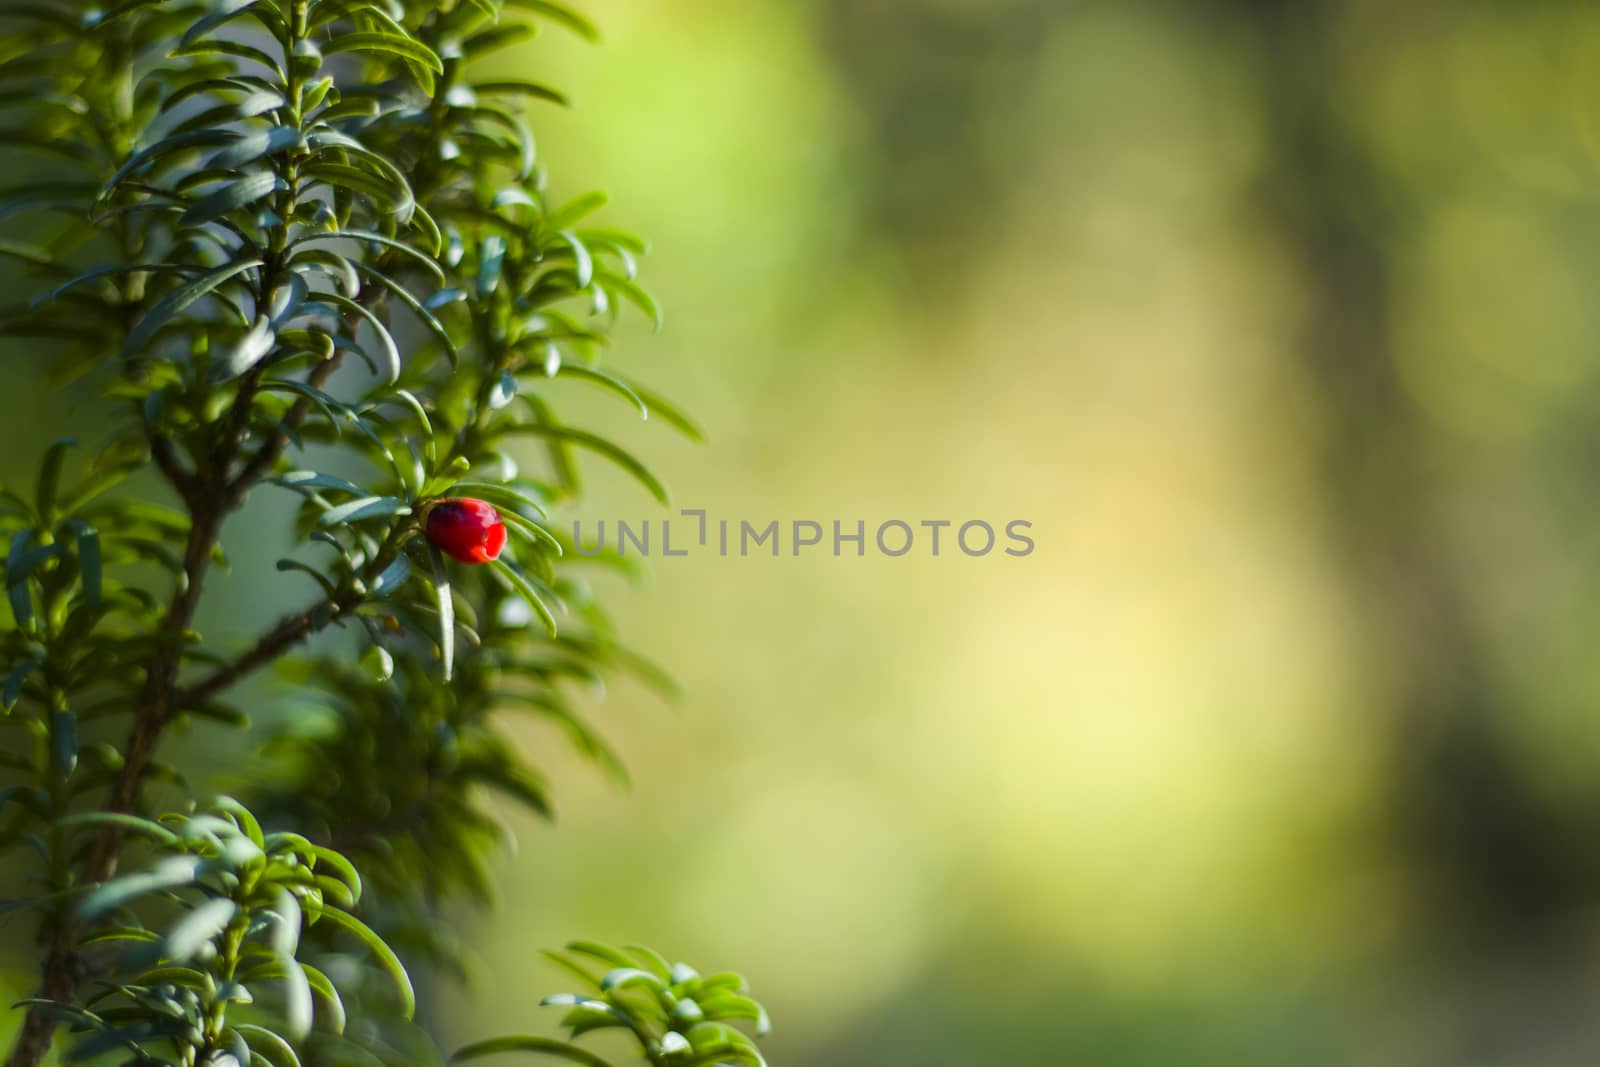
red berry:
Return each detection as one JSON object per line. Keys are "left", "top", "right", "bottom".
{"left": 424, "top": 498, "right": 507, "bottom": 564}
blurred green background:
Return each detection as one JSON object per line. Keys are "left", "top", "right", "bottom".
{"left": 13, "top": 0, "right": 1600, "bottom": 1062}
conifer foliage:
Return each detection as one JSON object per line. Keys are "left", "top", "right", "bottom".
{"left": 0, "top": 1, "right": 768, "bottom": 1065}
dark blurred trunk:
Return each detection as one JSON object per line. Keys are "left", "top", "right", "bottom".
{"left": 1237, "top": 0, "right": 1588, "bottom": 934}
{"left": 820, "top": 0, "right": 1591, "bottom": 935}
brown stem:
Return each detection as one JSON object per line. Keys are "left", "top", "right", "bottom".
{"left": 176, "top": 589, "right": 362, "bottom": 710}
{"left": 6, "top": 364, "right": 265, "bottom": 1067}
{"left": 3, "top": 941, "right": 74, "bottom": 1067}
{"left": 5, "top": 498, "right": 222, "bottom": 1067}
{"left": 148, "top": 434, "right": 197, "bottom": 504}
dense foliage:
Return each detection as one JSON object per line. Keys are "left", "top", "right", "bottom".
{"left": 0, "top": 1, "right": 768, "bottom": 1065}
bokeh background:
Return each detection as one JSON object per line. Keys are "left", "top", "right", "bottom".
{"left": 11, "top": 0, "right": 1600, "bottom": 1063}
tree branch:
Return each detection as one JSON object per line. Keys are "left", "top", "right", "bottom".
{"left": 148, "top": 433, "right": 196, "bottom": 505}
{"left": 175, "top": 588, "right": 363, "bottom": 710}
{"left": 7, "top": 370, "right": 262, "bottom": 1067}
{"left": 225, "top": 349, "right": 345, "bottom": 505}
{"left": 5, "top": 499, "right": 222, "bottom": 1067}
